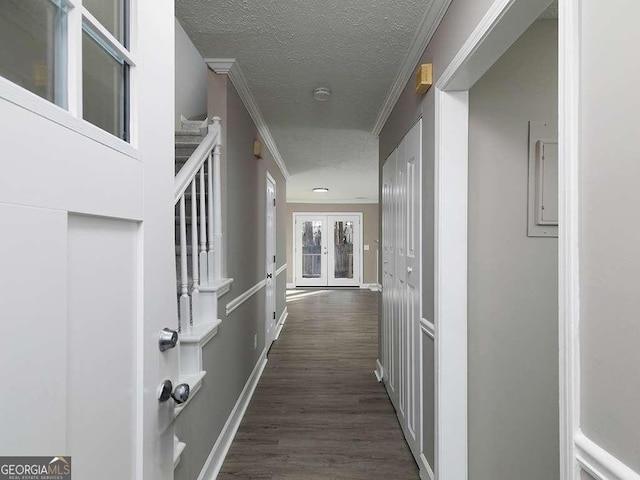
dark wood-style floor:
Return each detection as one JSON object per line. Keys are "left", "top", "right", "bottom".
{"left": 218, "top": 288, "right": 419, "bottom": 480}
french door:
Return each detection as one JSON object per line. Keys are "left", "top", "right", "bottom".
{"left": 294, "top": 214, "right": 362, "bottom": 287}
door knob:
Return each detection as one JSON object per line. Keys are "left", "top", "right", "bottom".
{"left": 266, "top": 273, "right": 273, "bottom": 279}
{"left": 407, "top": 267, "right": 413, "bottom": 273}
{"left": 158, "top": 380, "right": 191, "bottom": 404}
{"left": 158, "top": 328, "right": 178, "bottom": 352}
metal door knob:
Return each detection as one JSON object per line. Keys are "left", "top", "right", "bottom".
{"left": 266, "top": 273, "right": 273, "bottom": 279}
{"left": 158, "top": 328, "right": 178, "bottom": 352}
{"left": 407, "top": 267, "right": 413, "bottom": 273}
{"left": 158, "top": 380, "right": 190, "bottom": 404}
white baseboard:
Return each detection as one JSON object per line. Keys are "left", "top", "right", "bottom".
{"left": 361, "top": 283, "right": 382, "bottom": 292}
{"left": 419, "top": 453, "right": 435, "bottom": 480}
{"left": 275, "top": 307, "right": 288, "bottom": 341}
{"left": 575, "top": 431, "right": 640, "bottom": 480}
{"left": 196, "top": 349, "right": 268, "bottom": 480}
{"left": 374, "top": 359, "right": 384, "bottom": 382}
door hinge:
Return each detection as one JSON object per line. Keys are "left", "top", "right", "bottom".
{"left": 273, "top": 311, "right": 276, "bottom": 319}
{"left": 273, "top": 255, "right": 276, "bottom": 263}
{"left": 273, "top": 198, "right": 276, "bottom": 206}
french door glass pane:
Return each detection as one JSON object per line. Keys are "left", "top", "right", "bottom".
{"left": 333, "top": 221, "right": 354, "bottom": 279}
{"left": 302, "top": 221, "right": 322, "bottom": 279}
{"left": 83, "top": 0, "right": 127, "bottom": 46}
{"left": 0, "top": 0, "right": 67, "bottom": 106}
{"left": 82, "top": 30, "right": 128, "bottom": 140}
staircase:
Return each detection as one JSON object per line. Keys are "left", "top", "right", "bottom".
{"left": 172, "top": 116, "right": 233, "bottom": 468}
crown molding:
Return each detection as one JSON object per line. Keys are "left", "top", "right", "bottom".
{"left": 205, "top": 58, "right": 290, "bottom": 180}
{"left": 371, "top": 0, "right": 453, "bottom": 136}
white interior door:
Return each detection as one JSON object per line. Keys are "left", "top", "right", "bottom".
{"left": 295, "top": 215, "right": 328, "bottom": 286}
{"left": 265, "top": 174, "right": 277, "bottom": 348}
{"left": 327, "top": 215, "right": 361, "bottom": 287}
{"left": 0, "top": 2, "right": 175, "bottom": 476}
{"left": 381, "top": 119, "right": 422, "bottom": 461}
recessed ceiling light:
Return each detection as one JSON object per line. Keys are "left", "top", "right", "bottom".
{"left": 313, "top": 187, "right": 329, "bottom": 193}
{"left": 313, "top": 87, "right": 331, "bottom": 102}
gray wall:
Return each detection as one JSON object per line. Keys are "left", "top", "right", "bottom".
{"left": 286, "top": 203, "right": 380, "bottom": 285}
{"left": 175, "top": 18, "right": 207, "bottom": 128}
{"left": 175, "top": 75, "right": 287, "bottom": 480}
{"left": 579, "top": 0, "right": 640, "bottom": 472}
{"left": 468, "top": 19, "right": 559, "bottom": 480}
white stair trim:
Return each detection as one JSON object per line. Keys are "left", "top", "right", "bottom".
{"left": 275, "top": 263, "right": 287, "bottom": 277}
{"left": 200, "top": 277, "right": 234, "bottom": 298}
{"left": 197, "top": 349, "right": 268, "bottom": 480}
{"left": 180, "top": 319, "right": 221, "bottom": 347}
{"left": 173, "top": 435, "right": 187, "bottom": 469}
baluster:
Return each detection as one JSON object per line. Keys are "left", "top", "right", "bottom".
{"left": 212, "top": 141, "right": 222, "bottom": 281}
{"left": 199, "top": 164, "right": 208, "bottom": 284}
{"left": 190, "top": 180, "right": 199, "bottom": 328}
{"left": 207, "top": 128, "right": 215, "bottom": 283}
{"left": 179, "top": 195, "right": 190, "bottom": 332}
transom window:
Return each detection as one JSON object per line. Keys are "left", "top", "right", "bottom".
{"left": 0, "top": 0, "right": 134, "bottom": 142}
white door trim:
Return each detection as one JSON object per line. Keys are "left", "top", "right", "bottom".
{"left": 292, "top": 212, "right": 364, "bottom": 287}
{"left": 432, "top": 0, "right": 577, "bottom": 478}
{"left": 265, "top": 172, "right": 277, "bottom": 348}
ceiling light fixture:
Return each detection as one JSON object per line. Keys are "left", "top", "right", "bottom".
{"left": 313, "top": 87, "right": 331, "bottom": 102}
{"left": 313, "top": 187, "right": 329, "bottom": 193}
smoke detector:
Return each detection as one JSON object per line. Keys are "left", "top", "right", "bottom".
{"left": 313, "top": 87, "right": 331, "bottom": 102}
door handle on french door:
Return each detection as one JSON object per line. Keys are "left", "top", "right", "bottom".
{"left": 158, "top": 380, "right": 190, "bottom": 404}
{"left": 158, "top": 327, "right": 178, "bottom": 352}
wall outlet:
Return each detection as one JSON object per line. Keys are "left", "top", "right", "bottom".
{"left": 253, "top": 334, "right": 257, "bottom": 350}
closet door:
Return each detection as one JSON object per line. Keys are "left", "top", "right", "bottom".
{"left": 396, "top": 139, "right": 408, "bottom": 426}
{"left": 382, "top": 151, "right": 398, "bottom": 408}
{"left": 404, "top": 119, "right": 422, "bottom": 457}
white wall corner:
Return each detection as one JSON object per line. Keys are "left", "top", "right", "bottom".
{"left": 286, "top": 283, "right": 295, "bottom": 289}
{"left": 204, "top": 57, "right": 290, "bottom": 180}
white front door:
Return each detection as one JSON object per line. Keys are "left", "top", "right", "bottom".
{"left": 294, "top": 213, "right": 362, "bottom": 287}
{"left": 265, "top": 173, "right": 277, "bottom": 348}
{"left": 0, "top": 1, "right": 175, "bottom": 478}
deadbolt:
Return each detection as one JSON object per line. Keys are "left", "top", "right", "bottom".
{"left": 158, "top": 327, "right": 178, "bottom": 352}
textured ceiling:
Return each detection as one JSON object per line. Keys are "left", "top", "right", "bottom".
{"left": 176, "top": 0, "right": 432, "bottom": 203}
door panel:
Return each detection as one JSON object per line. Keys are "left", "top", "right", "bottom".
{"left": 265, "top": 176, "right": 277, "bottom": 347}
{"left": 380, "top": 119, "right": 423, "bottom": 462}
{"left": 328, "top": 215, "right": 361, "bottom": 286}
{"left": 67, "top": 215, "right": 138, "bottom": 478}
{"left": 295, "top": 215, "right": 327, "bottom": 286}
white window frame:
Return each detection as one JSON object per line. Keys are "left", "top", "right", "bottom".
{"left": 0, "top": 0, "right": 138, "bottom": 157}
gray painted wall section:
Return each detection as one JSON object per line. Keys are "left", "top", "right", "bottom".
{"left": 174, "top": 19, "right": 207, "bottom": 128}
{"left": 175, "top": 76, "right": 287, "bottom": 480}
{"left": 468, "top": 20, "right": 559, "bottom": 480}
{"left": 579, "top": 0, "right": 640, "bottom": 471}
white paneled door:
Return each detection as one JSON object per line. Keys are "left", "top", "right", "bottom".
{"left": 381, "top": 119, "right": 422, "bottom": 461}
{"left": 294, "top": 213, "right": 362, "bottom": 287}
{"left": 265, "top": 173, "right": 278, "bottom": 349}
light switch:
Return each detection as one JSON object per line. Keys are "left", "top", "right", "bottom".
{"left": 364, "top": 245, "right": 370, "bottom": 251}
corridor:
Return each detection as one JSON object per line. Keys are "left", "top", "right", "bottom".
{"left": 218, "top": 289, "right": 419, "bottom": 479}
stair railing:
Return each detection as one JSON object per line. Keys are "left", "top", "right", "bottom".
{"left": 174, "top": 117, "right": 223, "bottom": 332}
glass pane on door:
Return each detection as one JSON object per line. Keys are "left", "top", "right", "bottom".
{"left": 301, "top": 221, "right": 322, "bottom": 279}
{"left": 333, "top": 220, "right": 354, "bottom": 279}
